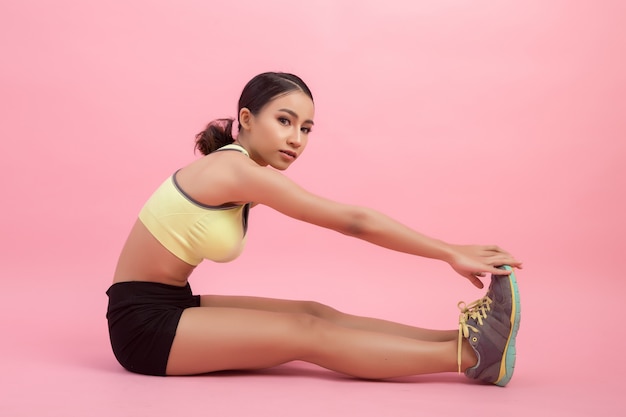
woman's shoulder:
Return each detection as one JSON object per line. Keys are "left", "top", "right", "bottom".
{"left": 173, "top": 152, "right": 255, "bottom": 206}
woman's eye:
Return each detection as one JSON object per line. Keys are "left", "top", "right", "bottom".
{"left": 301, "top": 127, "right": 312, "bottom": 134}
{"left": 278, "top": 117, "right": 290, "bottom": 125}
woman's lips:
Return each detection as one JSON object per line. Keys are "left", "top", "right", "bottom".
{"left": 279, "top": 150, "right": 297, "bottom": 161}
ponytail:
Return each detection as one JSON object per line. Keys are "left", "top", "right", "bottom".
{"left": 194, "top": 118, "right": 236, "bottom": 155}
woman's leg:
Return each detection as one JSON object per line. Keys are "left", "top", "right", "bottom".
{"left": 166, "top": 306, "right": 477, "bottom": 378}
{"left": 201, "top": 294, "right": 457, "bottom": 342}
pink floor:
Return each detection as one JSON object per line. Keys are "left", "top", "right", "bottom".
{"left": 2, "top": 1, "right": 625, "bottom": 416}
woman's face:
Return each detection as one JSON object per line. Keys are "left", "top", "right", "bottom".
{"left": 239, "top": 91, "right": 315, "bottom": 170}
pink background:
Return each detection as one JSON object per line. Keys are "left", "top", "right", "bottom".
{"left": 1, "top": 0, "right": 624, "bottom": 416}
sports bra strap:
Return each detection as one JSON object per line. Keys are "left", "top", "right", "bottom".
{"left": 215, "top": 143, "right": 249, "bottom": 157}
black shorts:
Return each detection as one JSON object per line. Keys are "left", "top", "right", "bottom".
{"left": 106, "top": 281, "right": 201, "bottom": 376}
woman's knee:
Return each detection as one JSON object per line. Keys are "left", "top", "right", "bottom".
{"left": 287, "top": 311, "right": 335, "bottom": 349}
{"left": 299, "top": 300, "right": 342, "bottom": 320}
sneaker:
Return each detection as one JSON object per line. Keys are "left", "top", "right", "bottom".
{"left": 457, "top": 265, "right": 521, "bottom": 386}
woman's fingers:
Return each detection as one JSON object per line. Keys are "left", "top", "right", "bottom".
{"left": 467, "top": 273, "right": 485, "bottom": 289}
{"left": 452, "top": 244, "right": 522, "bottom": 287}
{"left": 489, "top": 265, "right": 512, "bottom": 275}
{"left": 482, "top": 251, "right": 523, "bottom": 269}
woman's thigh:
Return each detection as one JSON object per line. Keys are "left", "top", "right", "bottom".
{"left": 166, "top": 306, "right": 324, "bottom": 375}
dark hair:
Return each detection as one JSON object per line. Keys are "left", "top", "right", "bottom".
{"left": 195, "top": 72, "right": 314, "bottom": 155}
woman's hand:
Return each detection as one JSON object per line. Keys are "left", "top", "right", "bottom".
{"left": 447, "top": 244, "right": 522, "bottom": 288}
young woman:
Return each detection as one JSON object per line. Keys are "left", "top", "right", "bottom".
{"left": 107, "top": 72, "right": 522, "bottom": 386}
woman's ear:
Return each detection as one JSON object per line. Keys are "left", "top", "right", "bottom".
{"left": 239, "top": 108, "right": 253, "bottom": 130}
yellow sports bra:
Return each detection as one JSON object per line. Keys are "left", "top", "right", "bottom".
{"left": 138, "top": 144, "right": 251, "bottom": 265}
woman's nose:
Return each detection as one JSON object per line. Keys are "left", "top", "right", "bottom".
{"left": 288, "top": 130, "right": 302, "bottom": 147}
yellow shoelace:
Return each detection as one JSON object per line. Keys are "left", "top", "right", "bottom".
{"left": 457, "top": 296, "right": 493, "bottom": 373}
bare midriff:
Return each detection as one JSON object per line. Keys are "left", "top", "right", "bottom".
{"left": 112, "top": 219, "right": 196, "bottom": 287}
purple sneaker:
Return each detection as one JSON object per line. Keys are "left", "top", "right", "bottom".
{"left": 457, "top": 265, "right": 521, "bottom": 386}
